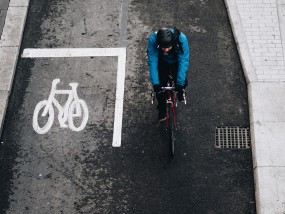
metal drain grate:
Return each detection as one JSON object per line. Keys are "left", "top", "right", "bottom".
{"left": 215, "top": 127, "right": 250, "bottom": 149}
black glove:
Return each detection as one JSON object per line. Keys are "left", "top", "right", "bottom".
{"left": 153, "top": 84, "right": 162, "bottom": 93}
{"left": 176, "top": 85, "right": 186, "bottom": 102}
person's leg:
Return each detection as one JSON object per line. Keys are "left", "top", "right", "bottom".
{"left": 156, "top": 92, "right": 166, "bottom": 121}
{"left": 157, "top": 60, "right": 170, "bottom": 121}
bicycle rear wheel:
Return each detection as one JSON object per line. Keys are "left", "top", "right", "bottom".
{"left": 167, "top": 103, "right": 175, "bottom": 156}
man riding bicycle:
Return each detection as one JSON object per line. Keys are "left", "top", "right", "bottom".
{"left": 147, "top": 27, "right": 190, "bottom": 122}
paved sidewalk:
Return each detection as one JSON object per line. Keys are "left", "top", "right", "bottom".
{"left": 0, "top": 0, "right": 29, "bottom": 137}
{"left": 225, "top": 0, "right": 285, "bottom": 213}
{"left": 0, "top": 0, "right": 9, "bottom": 138}
{"left": 0, "top": 0, "right": 285, "bottom": 213}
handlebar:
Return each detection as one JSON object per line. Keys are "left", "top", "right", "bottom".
{"left": 151, "top": 88, "right": 187, "bottom": 105}
{"left": 151, "top": 87, "right": 175, "bottom": 104}
{"left": 161, "top": 86, "right": 175, "bottom": 90}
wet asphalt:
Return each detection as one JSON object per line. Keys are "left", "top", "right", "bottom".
{"left": 0, "top": 0, "right": 256, "bottom": 213}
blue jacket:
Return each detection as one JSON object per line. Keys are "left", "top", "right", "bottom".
{"left": 147, "top": 29, "right": 190, "bottom": 86}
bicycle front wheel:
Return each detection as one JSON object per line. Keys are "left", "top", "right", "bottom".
{"left": 33, "top": 100, "right": 54, "bottom": 134}
{"left": 167, "top": 103, "right": 175, "bottom": 156}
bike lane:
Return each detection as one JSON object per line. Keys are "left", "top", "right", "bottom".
{"left": 1, "top": 0, "right": 124, "bottom": 213}
{"left": 0, "top": 0, "right": 256, "bottom": 213}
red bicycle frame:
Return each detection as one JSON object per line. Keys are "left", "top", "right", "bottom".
{"left": 165, "top": 89, "right": 177, "bottom": 130}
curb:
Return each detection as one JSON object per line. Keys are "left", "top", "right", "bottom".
{"left": 223, "top": 0, "right": 257, "bottom": 84}
{"left": 0, "top": 0, "right": 30, "bottom": 137}
{"left": 247, "top": 81, "right": 260, "bottom": 214}
{"left": 223, "top": 0, "right": 259, "bottom": 212}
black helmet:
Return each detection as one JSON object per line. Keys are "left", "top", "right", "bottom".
{"left": 156, "top": 28, "right": 174, "bottom": 48}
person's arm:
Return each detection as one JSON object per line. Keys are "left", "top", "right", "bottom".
{"left": 177, "top": 32, "right": 190, "bottom": 86}
{"left": 147, "top": 32, "right": 160, "bottom": 85}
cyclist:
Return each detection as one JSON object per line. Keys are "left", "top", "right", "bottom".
{"left": 147, "top": 27, "right": 190, "bottom": 122}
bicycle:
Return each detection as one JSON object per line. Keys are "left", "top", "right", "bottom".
{"left": 151, "top": 75, "right": 186, "bottom": 156}
{"left": 33, "top": 79, "right": 89, "bottom": 134}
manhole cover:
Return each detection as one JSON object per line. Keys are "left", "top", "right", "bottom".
{"left": 215, "top": 127, "right": 250, "bottom": 149}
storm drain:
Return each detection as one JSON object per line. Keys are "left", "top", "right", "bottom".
{"left": 215, "top": 127, "right": 250, "bottom": 149}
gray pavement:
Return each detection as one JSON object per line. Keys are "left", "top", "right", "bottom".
{"left": 0, "top": 0, "right": 285, "bottom": 213}
{"left": 225, "top": 0, "right": 285, "bottom": 213}
{"left": 0, "top": 0, "right": 29, "bottom": 137}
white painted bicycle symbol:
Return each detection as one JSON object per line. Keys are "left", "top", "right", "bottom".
{"left": 33, "top": 79, "right": 89, "bottom": 134}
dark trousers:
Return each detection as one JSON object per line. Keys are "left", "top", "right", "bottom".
{"left": 156, "top": 59, "right": 188, "bottom": 114}
{"left": 157, "top": 60, "right": 178, "bottom": 114}
{"left": 158, "top": 60, "right": 178, "bottom": 86}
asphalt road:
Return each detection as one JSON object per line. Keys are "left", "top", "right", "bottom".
{"left": 0, "top": 0, "right": 256, "bottom": 213}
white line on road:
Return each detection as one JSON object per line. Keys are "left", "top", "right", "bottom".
{"left": 22, "top": 48, "right": 125, "bottom": 58}
{"left": 22, "top": 48, "right": 126, "bottom": 147}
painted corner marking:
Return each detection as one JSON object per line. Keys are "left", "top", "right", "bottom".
{"left": 22, "top": 48, "right": 126, "bottom": 147}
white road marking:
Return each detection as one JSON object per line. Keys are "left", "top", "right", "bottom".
{"left": 23, "top": 48, "right": 126, "bottom": 147}
{"left": 22, "top": 48, "right": 125, "bottom": 58}
{"left": 33, "top": 79, "right": 89, "bottom": 134}
{"left": 113, "top": 49, "right": 126, "bottom": 147}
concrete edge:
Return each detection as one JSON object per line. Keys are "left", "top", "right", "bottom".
{"left": 0, "top": 6, "right": 28, "bottom": 47}
{"left": 9, "top": 0, "right": 29, "bottom": 7}
{"left": 247, "top": 83, "right": 256, "bottom": 167}
{"left": 253, "top": 163, "right": 261, "bottom": 214}
{"left": 247, "top": 82, "right": 260, "bottom": 213}
{"left": 224, "top": 0, "right": 260, "bottom": 212}
{"left": 0, "top": 47, "right": 20, "bottom": 91}
{"left": 223, "top": 0, "right": 258, "bottom": 84}
{"left": 0, "top": 0, "right": 30, "bottom": 137}
{"left": 0, "top": 91, "right": 9, "bottom": 139}
{"left": 277, "top": 0, "right": 285, "bottom": 65}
